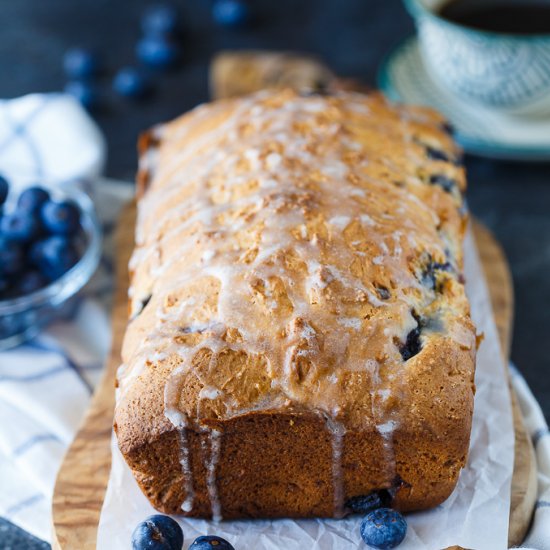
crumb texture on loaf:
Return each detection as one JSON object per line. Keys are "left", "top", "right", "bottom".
{"left": 115, "top": 89, "right": 476, "bottom": 519}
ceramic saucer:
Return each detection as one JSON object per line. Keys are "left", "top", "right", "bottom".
{"left": 378, "top": 36, "right": 550, "bottom": 161}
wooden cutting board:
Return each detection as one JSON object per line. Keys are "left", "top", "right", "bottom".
{"left": 51, "top": 200, "right": 537, "bottom": 549}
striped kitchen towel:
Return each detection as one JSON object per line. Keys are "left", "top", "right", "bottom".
{"left": 0, "top": 92, "right": 132, "bottom": 542}
{"left": 513, "top": 364, "right": 550, "bottom": 550}
{"left": 0, "top": 179, "right": 131, "bottom": 542}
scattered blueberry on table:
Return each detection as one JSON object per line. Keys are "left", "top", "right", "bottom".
{"left": 360, "top": 508, "right": 407, "bottom": 549}
{"left": 63, "top": 47, "right": 100, "bottom": 79}
{"left": 189, "top": 535, "right": 235, "bottom": 550}
{"left": 113, "top": 67, "right": 150, "bottom": 98}
{"left": 141, "top": 3, "right": 181, "bottom": 36}
{"left": 136, "top": 35, "right": 181, "bottom": 69}
{"left": 212, "top": 0, "right": 250, "bottom": 28}
{"left": 62, "top": 4, "right": 264, "bottom": 108}
{"left": 62, "top": 47, "right": 101, "bottom": 109}
{"left": 0, "top": 176, "right": 84, "bottom": 301}
{"left": 64, "top": 80, "right": 100, "bottom": 110}
{"left": 137, "top": 3, "right": 182, "bottom": 70}
{"left": 60, "top": 1, "right": 257, "bottom": 111}
{"left": 131, "top": 515, "right": 239, "bottom": 550}
{"left": 131, "top": 514, "right": 184, "bottom": 550}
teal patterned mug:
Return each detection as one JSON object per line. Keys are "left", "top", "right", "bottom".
{"left": 404, "top": 0, "right": 550, "bottom": 116}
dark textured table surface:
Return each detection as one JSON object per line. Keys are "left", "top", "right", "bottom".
{"left": 1, "top": 0, "right": 549, "bottom": 547}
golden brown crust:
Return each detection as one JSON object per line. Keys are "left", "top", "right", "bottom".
{"left": 210, "top": 51, "right": 336, "bottom": 100}
{"left": 115, "top": 89, "right": 476, "bottom": 519}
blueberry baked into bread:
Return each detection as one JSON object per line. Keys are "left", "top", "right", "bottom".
{"left": 115, "top": 89, "right": 476, "bottom": 519}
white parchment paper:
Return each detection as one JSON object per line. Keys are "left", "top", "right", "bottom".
{"left": 97, "top": 228, "right": 514, "bottom": 549}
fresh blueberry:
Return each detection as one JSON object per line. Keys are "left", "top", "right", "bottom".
{"left": 0, "top": 174, "right": 8, "bottom": 205}
{"left": 40, "top": 199, "right": 80, "bottom": 235}
{"left": 422, "top": 260, "right": 452, "bottom": 290}
{"left": 64, "top": 80, "right": 99, "bottom": 110}
{"left": 360, "top": 508, "right": 407, "bottom": 549}
{"left": 28, "top": 240, "right": 43, "bottom": 266}
{"left": 141, "top": 4, "right": 180, "bottom": 36}
{"left": 212, "top": 0, "right": 250, "bottom": 28}
{"left": 30, "top": 236, "right": 79, "bottom": 281}
{"left": 113, "top": 67, "right": 150, "bottom": 98}
{"left": 189, "top": 535, "right": 235, "bottom": 550}
{"left": 375, "top": 286, "right": 391, "bottom": 301}
{"left": 0, "top": 238, "right": 25, "bottom": 276}
{"left": 17, "top": 186, "right": 50, "bottom": 214}
{"left": 400, "top": 326, "right": 421, "bottom": 361}
{"left": 426, "top": 146, "right": 451, "bottom": 163}
{"left": 136, "top": 36, "right": 180, "bottom": 69}
{"left": 0, "top": 213, "right": 42, "bottom": 242}
{"left": 16, "top": 270, "right": 48, "bottom": 296}
{"left": 399, "top": 312, "right": 422, "bottom": 361}
{"left": 63, "top": 47, "right": 100, "bottom": 79}
{"left": 131, "top": 514, "right": 183, "bottom": 550}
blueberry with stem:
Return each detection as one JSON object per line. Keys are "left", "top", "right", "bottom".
{"left": 63, "top": 47, "right": 100, "bottom": 79}
{"left": 136, "top": 36, "right": 180, "bottom": 69}
{"left": 113, "top": 67, "right": 150, "bottom": 98}
{"left": 141, "top": 4, "right": 180, "bottom": 36}
{"left": 131, "top": 515, "right": 183, "bottom": 550}
{"left": 212, "top": 0, "right": 250, "bottom": 28}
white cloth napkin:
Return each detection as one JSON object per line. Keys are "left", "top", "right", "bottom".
{"left": 0, "top": 93, "right": 106, "bottom": 191}
{"left": 0, "top": 92, "right": 547, "bottom": 548}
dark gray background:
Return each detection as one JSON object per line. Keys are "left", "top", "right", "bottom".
{"left": 1, "top": 0, "right": 549, "bottom": 547}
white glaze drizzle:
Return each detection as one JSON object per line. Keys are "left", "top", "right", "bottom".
{"left": 325, "top": 416, "right": 346, "bottom": 517}
{"left": 204, "top": 429, "right": 222, "bottom": 521}
{"left": 164, "top": 406, "right": 195, "bottom": 513}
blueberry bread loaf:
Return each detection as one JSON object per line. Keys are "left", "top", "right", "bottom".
{"left": 115, "top": 89, "right": 476, "bottom": 519}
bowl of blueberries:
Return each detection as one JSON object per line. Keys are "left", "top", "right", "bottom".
{"left": 0, "top": 175, "right": 101, "bottom": 349}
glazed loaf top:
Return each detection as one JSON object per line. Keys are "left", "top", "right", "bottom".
{"left": 117, "top": 89, "right": 475, "bottom": 446}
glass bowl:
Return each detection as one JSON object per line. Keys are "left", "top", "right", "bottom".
{"left": 0, "top": 188, "right": 102, "bottom": 349}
